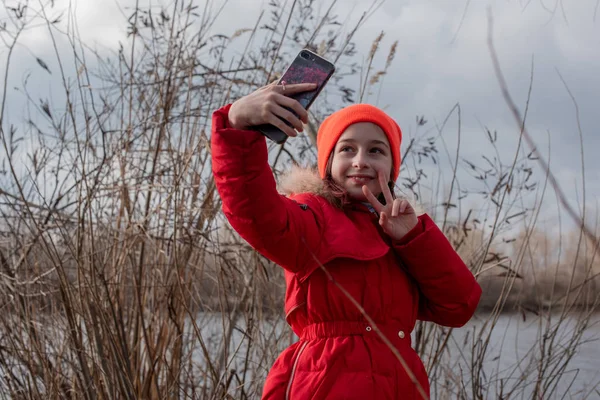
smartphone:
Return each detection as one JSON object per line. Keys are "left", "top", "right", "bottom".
{"left": 254, "top": 49, "right": 336, "bottom": 144}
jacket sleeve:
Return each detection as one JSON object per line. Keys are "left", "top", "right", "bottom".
{"left": 211, "top": 104, "right": 323, "bottom": 274}
{"left": 393, "top": 214, "right": 481, "bottom": 327}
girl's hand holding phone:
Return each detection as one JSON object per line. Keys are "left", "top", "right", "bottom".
{"left": 362, "top": 171, "right": 419, "bottom": 242}
{"left": 228, "top": 82, "right": 317, "bottom": 138}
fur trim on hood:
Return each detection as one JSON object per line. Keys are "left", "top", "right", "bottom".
{"left": 277, "top": 165, "right": 423, "bottom": 215}
{"left": 277, "top": 165, "right": 338, "bottom": 205}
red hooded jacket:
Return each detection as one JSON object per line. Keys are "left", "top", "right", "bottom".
{"left": 211, "top": 105, "right": 481, "bottom": 399}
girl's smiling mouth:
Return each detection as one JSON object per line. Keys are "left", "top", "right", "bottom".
{"left": 347, "top": 174, "right": 375, "bottom": 185}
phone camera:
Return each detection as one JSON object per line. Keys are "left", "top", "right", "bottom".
{"left": 300, "top": 51, "right": 309, "bottom": 60}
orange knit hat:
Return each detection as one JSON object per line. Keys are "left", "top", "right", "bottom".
{"left": 317, "top": 104, "right": 402, "bottom": 181}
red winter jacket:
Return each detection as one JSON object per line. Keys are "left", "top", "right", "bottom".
{"left": 211, "top": 104, "right": 481, "bottom": 400}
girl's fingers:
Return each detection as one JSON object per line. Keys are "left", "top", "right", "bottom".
{"left": 401, "top": 199, "right": 416, "bottom": 215}
{"left": 378, "top": 170, "right": 394, "bottom": 206}
{"left": 266, "top": 114, "right": 297, "bottom": 137}
{"left": 271, "top": 104, "right": 304, "bottom": 132}
{"left": 277, "top": 95, "right": 310, "bottom": 123}
{"left": 277, "top": 95, "right": 308, "bottom": 123}
{"left": 380, "top": 211, "right": 387, "bottom": 228}
{"left": 275, "top": 82, "right": 317, "bottom": 95}
{"left": 362, "top": 185, "right": 384, "bottom": 213}
{"left": 400, "top": 200, "right": 407, "bottom": 214}
{"left": 392, "top": 198, "right": 401, "bottom": 217}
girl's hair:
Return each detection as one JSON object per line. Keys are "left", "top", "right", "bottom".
{"left": 322, "top": 150, "right": 396, "bottom": 209}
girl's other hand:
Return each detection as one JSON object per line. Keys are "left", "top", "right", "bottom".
{"left": 228, "top": 82, "right": 317, "bottom": 138}
{"left": 362, "top": 170, "right": 418, "bottom": 242}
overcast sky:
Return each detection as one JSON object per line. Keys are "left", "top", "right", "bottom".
{"left": 1, "top": 0, "right": 599, "bottom": 233}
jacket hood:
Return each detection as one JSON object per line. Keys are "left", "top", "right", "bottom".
{"left": 278, "top": 165, "right": 338, "bottom": 204}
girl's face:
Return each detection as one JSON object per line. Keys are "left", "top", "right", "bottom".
{"left": 330, "top": 122, "right": 393, "bottom": 202}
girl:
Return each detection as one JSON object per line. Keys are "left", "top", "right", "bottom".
{"left": 211, "top": 82, "right": 481, "bottom": 399}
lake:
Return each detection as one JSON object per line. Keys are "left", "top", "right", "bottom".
{"left": 436, "top": 312, "right": 600, "bottom": 399}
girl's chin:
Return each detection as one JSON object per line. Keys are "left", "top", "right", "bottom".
{"left": 345, "top": 186, "right": 379, "bottom": 202}
{"left": 347, "top": 192, "right": 367, "bottom": 202}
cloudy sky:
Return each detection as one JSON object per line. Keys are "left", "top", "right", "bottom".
{"left": 2, "top": 0, "right": 599, "bottom": 233}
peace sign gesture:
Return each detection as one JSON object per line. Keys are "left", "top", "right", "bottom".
{"left": 362, "top": 170, "right": 419, "bottom": 242}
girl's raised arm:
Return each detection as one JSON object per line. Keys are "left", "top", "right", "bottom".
{"left": 211, "top": 103, "right": 323, "bottom": 274}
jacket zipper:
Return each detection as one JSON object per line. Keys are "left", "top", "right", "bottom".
{"left": 285, "top": 340, "right": 308, "bottom": 400}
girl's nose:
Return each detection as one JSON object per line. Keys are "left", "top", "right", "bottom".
{"left": 352, "top": 151, "right": 369, "bottom": 169}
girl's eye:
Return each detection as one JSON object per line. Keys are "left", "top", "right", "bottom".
{"left": 340, "top": 146, "right": 354, "bottom": 152}
{"left": 371, "top": 147, "right": 384, "bottom": 154}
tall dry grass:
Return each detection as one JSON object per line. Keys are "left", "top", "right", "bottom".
{"left": 0, "top": 1, "right": 598, "bottom": 399}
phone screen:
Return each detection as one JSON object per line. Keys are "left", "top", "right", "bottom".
{"left": 280, "top": 55, "right": 332, "bottom": 109}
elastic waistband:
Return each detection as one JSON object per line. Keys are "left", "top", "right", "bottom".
{"left": 301, "top": 320, "right": 411, "bottom": 345}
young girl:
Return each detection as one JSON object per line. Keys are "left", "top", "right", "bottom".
{"left": 211, "top": 82, "right": 481, "bottom": 399}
